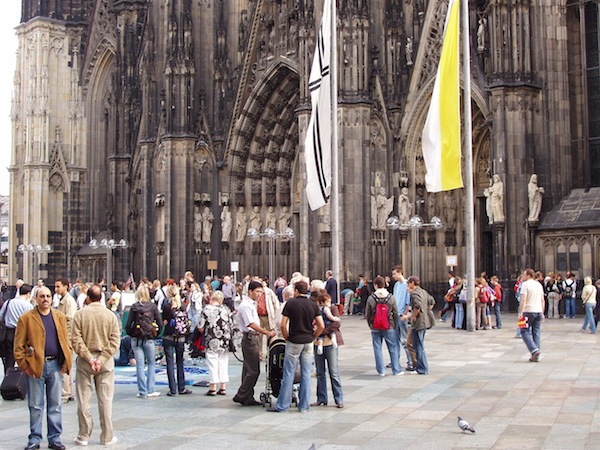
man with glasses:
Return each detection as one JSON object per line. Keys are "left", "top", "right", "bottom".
{"left": 14, "top": 286, "right": 72, "bottom": 450}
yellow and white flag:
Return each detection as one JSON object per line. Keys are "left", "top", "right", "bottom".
{"left": 422, "top": 0, "right": 463, "bottom": 193}
{"left": 305, "top": 0, "right": 332, "bottom": 210}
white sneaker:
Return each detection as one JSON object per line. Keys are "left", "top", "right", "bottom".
{"left": 136, "top": 393, "right": 146, "bottom": 398}
{"left": 147, "top": 391, "right": 161, "bottom": 397}
{"left": 103, "top": 437, "right": 118, "bottom": 446}
{"left": 74, "top": 437, "right": 89, "bottom": 446}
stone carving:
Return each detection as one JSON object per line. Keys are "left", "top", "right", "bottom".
{"left": 154, "top": 193, "right": 165, "bottom": 207}
{"left": 250, "top": 205, "right": 262, "bottom": 231}
{"left": 265, "top": 205, "right": 277, "bottom": 229}
{"left": 406, "top": 37, "right": 413, "bottom": 66}
{"left": 528, "top": 174, "right": 545, "bottom": 222}
{"left": 194, "top": 206, "right": 202, "bottom": 243}
{"left": 221, "top": 205, "right": 232, "bottom": 242}
{"left": 372, "top": 187, "right": 394, "bottom": 231}
{"left": 201, "top": 206, "right": 214, "bottom": 243}
{"left": 477, "top": 17, "right": 487, "bottom": 53}
{"left": 483, "top": 179, "right": 493, "bottom": 225}
{"left": 443, "top": 191, "right": 457, "bottom": 230}
{"left": 279, "top": 206, "right": 292, "bottom": 233}
{"left": 489, "top": 174, "right": 505, "bottom": 223}
{"left": 398, "top": 187, "right": 412, "bottom": 225}
{"left": 235, "top": 206, "right": 247, "bottom": 242}
{"left": 427, "top": 193, "right": 436, "bottom": 221}
{"left": 415, "top": 186, "right": 426, "bottom": 218}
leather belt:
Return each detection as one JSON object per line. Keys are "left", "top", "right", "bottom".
{"left": 44, "top": 356, "right": 57, "bottom": 361}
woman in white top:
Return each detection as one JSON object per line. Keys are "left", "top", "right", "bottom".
{"left": 580, "top": 276, "right": 597, "bottom": 334}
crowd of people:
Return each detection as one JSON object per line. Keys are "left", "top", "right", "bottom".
{"left": 2, "top": 266, "right": 599, "bottom": 449}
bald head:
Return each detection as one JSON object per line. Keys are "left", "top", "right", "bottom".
{"left": 87, "top": 284, "right": 103, "bottom": 302}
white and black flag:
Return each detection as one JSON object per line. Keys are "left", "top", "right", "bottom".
{"left": 305, "top": 0, "right": 332, "bottom": 211}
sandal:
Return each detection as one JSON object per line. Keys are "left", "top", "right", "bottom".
{"left": 205, "top": 390, "right": 217, "bottom": 396}
{"left": 217, "top": 389, "right": 226, "bottom": 396}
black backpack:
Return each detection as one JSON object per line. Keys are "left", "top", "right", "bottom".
{"left": 128, "top": 309, "right": 158, "bottom": 340}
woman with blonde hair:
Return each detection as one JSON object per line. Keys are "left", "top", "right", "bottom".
{"left": 198, "top": 290, "right": 233, "bottom": 396}
{"left": 580, "top": 276, "right": 597, "bottom": 334}
{"left": 162, "top": 283, "right": 192, "bottom": 396}
{"left": 125, "top": 284, "right": 162, "bottom": 398}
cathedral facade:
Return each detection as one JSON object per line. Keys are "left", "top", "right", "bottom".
{"left": 8, "top": 0, "right": 600, "bottom": 288}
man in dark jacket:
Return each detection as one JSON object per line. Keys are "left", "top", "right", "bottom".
{"left": 404, "top": 276, "right": 435, "bottom": 375}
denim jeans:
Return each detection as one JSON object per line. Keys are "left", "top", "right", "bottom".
{"left": 26, "top": 359, "right": 63, "bottom": 446}
{"left": 163, "top": 337, "right": 186, "bottom": 394}
{"left": 520, "top": 312, "right": 542, "bottom": 354}
{"left": 412, "top": 328, "right": 428, "bottom": 374}
{"left": 582, "top": 303, "right": 597, "bottom": 333}
{"left": 493, "top": 302, "right": 502, "bottom": 328}
{"left": 565, "top": 298, "right": 576, "bottom": 318}
{"left": 371, "top": 329, "right": 401, "bottom": 375}
{"left": 455, "top": 303, "right": 464, "bottom": 330}
{"left": 275, "top": 341, "right": 313, "bottom": 412}
{"left": 133, "top": 338, "right": 156, "bottom": 396}
{"left": 314, "top": 344, "right": 343, "bottom": 405}
{"left": 395, "top": 320, "right": 412, "bottom": 367}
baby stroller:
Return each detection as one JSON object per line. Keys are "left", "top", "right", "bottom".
{"left": 260, "top": 337, "right": 300, "bottom": 407}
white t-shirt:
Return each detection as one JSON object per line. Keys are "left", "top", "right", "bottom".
{"left": 237, "top": 295, "right": 259, "bottom": 332}
{"left": 521, "top": 279, "right": 544, "bottom": 313}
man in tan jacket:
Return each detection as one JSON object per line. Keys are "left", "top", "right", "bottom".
{"left": 55, "top": 277, "right": 77, "bottom": 404}
{"left": 14, "top": 286, "right": 72, "bottom": 450}
{"left": 71, "top": 284, "right": 120, "bottom": 446}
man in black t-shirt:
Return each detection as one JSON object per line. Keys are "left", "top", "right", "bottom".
{"left": 267, "top": 280, "right": 324, "bottom": 413}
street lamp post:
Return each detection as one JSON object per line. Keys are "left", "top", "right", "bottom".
{"left": 17, "top": 244, "right": 53, "bottom": 284}
{"left": 247, "top": 226, "right": 295, "bottom": 289}
{"left": 89, "top": 238, "right": 128, "bottom": 287}
{"left": 387, "top": 215, "right": 443, "bottom": 277}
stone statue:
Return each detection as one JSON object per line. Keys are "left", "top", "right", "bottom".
{"left": 443, "top": 191, "right": 457, "bottom": 229}
{"left": 406, "top": 37, "right": 413, "bottom": 66}
{"left": 489, "top": 174, "right": 505, "bottom": 222}
{"left": 265, "top": 205, "right": 277, "bottom": 229}
{"left": 194, "top": 206, "right": 202, "bottom": 243}
{"left": 477, "top": 17, "right": 487, "bottom": 53}
{"left": 372, "top": 187, "right": 394, "bottom": 230}
{"left": 278, "top": 206, "right": 292, "bottom": 233}
{"left": 398, "top": 187, "right": 412, "bottom": 225}
{"left": 201, "top": 206, "right": 214, "bottom": 243}
{"left": 528, "top": 174, "right": 545, "bottom": 222}
{"left": 235, "top": 206, "right": 247, "bottom": 242}
{"left": 415, "top": 187, "right": 426, "bottom": 218}
{"left": 483, "top": 179, "right": 493, "bottom": 224}
{"left": 427, "top": 193, "right": 437, "bottom": 222}
{"left": 250, "top": 205, "right": 262, "bottom": 231}
{"left": 221, "top": 205, "right": 232, "bottom": 242}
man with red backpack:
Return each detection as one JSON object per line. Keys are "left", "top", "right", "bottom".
{"left": 490, "top": 275, "right": 503, "bottom": 329}
{"left": 365, "top": 276, "right": 401, "bottom": 376}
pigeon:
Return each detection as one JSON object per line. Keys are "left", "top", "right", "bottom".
{"left": 457, "top": 416, "right": 476, "bottom": 433}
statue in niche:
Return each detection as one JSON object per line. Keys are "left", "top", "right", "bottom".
{"left": 443, "top": 191, "right": 457, "bottom": 230}
{"left": 265, "top": 206, "right": 277, "bottom": 229}
{"left": 235, "top": 206, "right": 247, "bottom": 242}
{"left": 201, "top": 206, "right": 214, "bottom": 243}
{"left": 279, "top": 206, "right": 292, "bottom": 233}
{"left": 489, "top": 174, "right": 505, "bottom": 223}
{"left": 372, "top": 187, "right": 394, "bottom": 230}
{"left": 221, "top": 205, "right": 232, "bottom": 242}
{"left": 194, "top": 206, "right": 202, "bottom": 243}
{"left": 427, "top": 193, "right": 437, "bottom": 221}
{"left": 415, "top": 157, "right": 426, "bottom": 186}
{"left": 406, "top": 37, "right": 413, "bottom": 66}
{"left": 250, "top": 205, "right": 262, "bottom": 231}
{"left": 528, "top": 174, "right": 545, "bottom": 222}
{"left": 415, "top": 187, "right": 426, "bottom": 218}
{"left": 477, "top": 16, "right": 487, "bottom": 53}
{"left": 398, "top": 187, "right": 412, "bottom": 225}
{"left": 483, "top": 181, "right": 493, "bottom": 225}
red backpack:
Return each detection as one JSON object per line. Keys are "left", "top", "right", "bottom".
{"left": 372, "top": 295, "right": 392, "bottom": 330}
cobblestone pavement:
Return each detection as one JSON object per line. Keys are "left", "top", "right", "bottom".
{"left": 1, "top": 313, "right": 599, "bottom": 449}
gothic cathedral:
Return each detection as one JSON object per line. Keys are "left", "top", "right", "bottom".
{"left": 9, "top": 0, "right": 600, "bottom": 287}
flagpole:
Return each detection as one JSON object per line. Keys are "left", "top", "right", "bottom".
{"left": 330, "top": 0, "right": 341, "bottom": 301}
{"left": 461, "top": 0, "right": 476, "bottom": 331}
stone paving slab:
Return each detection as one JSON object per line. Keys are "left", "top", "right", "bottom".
{"left": 1, "top": 313, "right": 599, "bottom": 449}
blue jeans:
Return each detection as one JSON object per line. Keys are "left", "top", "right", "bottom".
{"left": 314, "top": 344, "right": 343, "bottom": 405}
{"left": 520, "top": 312, "right": 542, "bottom": 354}
{"left": 582, "top": 303, "right": 597, "bottom": 333}
{"left": 26, "top": 359, "right": 63, "bottom": 446}
{"left": 133, "top": 338, "right": 156, "bottom": 396}
{"left": 493, "top": 302, "right": 502, "bottom": 328}
{"left": 455, "top": 303, "right": 464, "bottom": 329}
{"left": 565, "top": 297, "right": 576, "bottom": 318}
{"left": 412, "top": 328, "right": 428, "bottom": 374}
{"left": 275, "top": 341, "right": 313, "bottom": 412}
{"left": 163, "top": 338, "right": 186, "bottom": 393}
{"left": 395, "top": 320, "right": 412, "bottom": 367}
{"left": 371, "top": 329, "right": 401, "bottom": 375}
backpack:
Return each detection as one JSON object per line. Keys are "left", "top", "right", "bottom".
{"left": 478, "top": 286, "right": 491, "bottom": 303}
{"left": 128, "top": 309, "right": 158, "bottom": 340}
{"left": 564, "top": 281, "right": 574, "bottom": 297}
{"left": 171, "top": 308, "right": 190, "bottom": 337}
{"left": 372, "top": 294, "right": 392, "bottom": 330}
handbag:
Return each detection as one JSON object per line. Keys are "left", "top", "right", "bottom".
{"left": 517, "top": 316, "right": 529, "bottom": 329}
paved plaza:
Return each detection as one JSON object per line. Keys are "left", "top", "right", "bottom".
{"left": 1, "top": 313, "right": 599, "bottom": 449}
